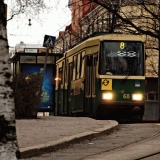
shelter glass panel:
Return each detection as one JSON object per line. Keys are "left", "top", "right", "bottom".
{"left": 37, "top": 56, "right": 53, "bottom": 64}
{"left": 20, "top": 56, "right": 36, "bottom": 63}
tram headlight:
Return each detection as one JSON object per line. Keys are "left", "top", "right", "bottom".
{"left": 132, "top": 94, "right": 142, "bottom": 101}
{"left": 55, "top": 77, "right": 61, "bottom": 81}
{"left": 102, "top": 93, "right": 113, "bottom": 100}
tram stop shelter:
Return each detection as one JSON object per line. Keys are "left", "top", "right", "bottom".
{"left": 10, "top": 49, "right": 63, "bottom": 112}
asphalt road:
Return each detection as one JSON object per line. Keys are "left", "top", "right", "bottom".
{"left": 21, "top": 123, "right": 160, "bottom": 160}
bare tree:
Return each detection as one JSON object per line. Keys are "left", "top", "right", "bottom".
{"left": 0, "top": 0, "right": 50, "bottom": 159}
{"left": 0, "top": 0, "right": 20, "bottom": 159}
{"left": 6, "top": 0, "right": 49, "bottom": 21}
{"left": 87, "top": 0, "right": 160, "bottom": 76}
{"left": 88, "top": 1, "right": 159, "bottom": 37}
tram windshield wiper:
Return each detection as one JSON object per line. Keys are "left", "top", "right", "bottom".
{"left": 120, "top": 63, "right": 139, "bottom": 84}
{"left": 120, "top": 72, "right": 130, "bottom": 84}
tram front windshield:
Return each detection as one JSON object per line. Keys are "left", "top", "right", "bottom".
{"left": 99, "top": 41, "right": 144, "bottom": 76}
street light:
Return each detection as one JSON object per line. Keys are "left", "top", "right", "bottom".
{"left": 28, "top": 19, "right": 32, "bottom": 26}
{"left": 110, "top": 0, "right": 121, "bottom": 33}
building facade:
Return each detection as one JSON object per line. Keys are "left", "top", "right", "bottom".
{"left": 54, "top": 0, "right": 160, "bottom": 101}
{"left": 54, "top": 0, "right": 159, "bottom": 77}
{"left": 54, "top": 0, "right": 99, "bottom": 53}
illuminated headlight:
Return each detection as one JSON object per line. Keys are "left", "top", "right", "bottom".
{"left": 55, "top": 77, "right": 61, "bottom": 81}
{"left": 102, "top": 93, "right": 113, "bottom": 100}
{"left": 132, "top": 94, "right": 142, "bottom": 101}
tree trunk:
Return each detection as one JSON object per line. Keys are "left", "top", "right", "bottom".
{"left": 0, "top": 1, "right": 19, "bottom": 159}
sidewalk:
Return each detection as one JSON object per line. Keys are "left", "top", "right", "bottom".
{"left": 16, "top": 115, "right": 118, "bottom": 158}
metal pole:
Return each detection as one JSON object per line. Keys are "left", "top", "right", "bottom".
{"left": 41, "top": 48, "right": 49, "bottom": 83}
{"left": 41, "top": 48, "right": 49, "bottom": 116}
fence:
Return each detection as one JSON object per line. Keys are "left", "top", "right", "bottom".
{"left": 143, "top": 92, "right": 159, "bottom": 121}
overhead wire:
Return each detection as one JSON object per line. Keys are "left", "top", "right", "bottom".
{"left": 28, "top": 0, "right": 90, "bottom": 44}
{"left": 9, "top": 0, "right": 70, "bottom": 44}
{"left": 9, "top": 0, "right": 95, "bottom": 45}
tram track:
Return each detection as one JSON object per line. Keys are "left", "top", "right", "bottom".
{"left": 20, "top": 123, "right": 160, "bottom": 160}
{"left": 139, "top": 152, "right": 160, "bottom": 160}
{"left": 111, "top": 131, "right": 159, "bottom": 151}
{"left": 83, "top": 125, "right": 160, "bottom": 160}
{"left": 135, "top": 131, "right": 160, "bottom": 159}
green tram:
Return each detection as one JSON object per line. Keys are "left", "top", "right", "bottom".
{"left": 54, "top": 34, "right": 145, "bottom": 121}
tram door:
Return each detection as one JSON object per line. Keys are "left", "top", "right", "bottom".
{"left": 67, "top": 62, "right": 73, "bottom": 116}
{"left": 55, "top": 67, "right": 63, "bottom": 115}
{"left": 85, "top": 54, "right": 97, "bottom": 115}
{"left": 55, "top": 62, "right": 64, "bottom": 116}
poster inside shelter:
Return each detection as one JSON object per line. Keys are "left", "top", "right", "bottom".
{"left": 21, "top": 64, "right": 54, "bottom": 111}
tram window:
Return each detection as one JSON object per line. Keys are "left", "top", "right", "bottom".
{"left": 79, "top": 52, "right": 82, "bottom": 78}
{"left": 99, "top": 41, "right": 144, "bottom": 76}
{"left": 55, "top": 65, "right": 59, "bottom": 88}
{"left": 86, "top": 65, "right": 90, "bottom": 95}
{"left": 92, "top": 56, "right": 97, "bottom": 95}
{"left": 80, "top": 51, "right": 85, "bottom": 78}
{"left": 72, "top": 55, "right": 77, "bottom": 80}
{"left": 65, "top": 59, "right": 69, "bottom": 84}
{"left": 68, "top": 63, "right": 73, "bottom": 100}
{"left": 59, "top": 67, "right": 63, "bottom": 85}
{"left": 87, "top": 56, "right": 93, "bottom": 66}
{"left": 69, "top": 63, "right": 73, "bottom": 81}
{"left": 76, "top": 53, "right": 80, "bottom": 79}
{"left": 62, "top": 61, "right": 65, "bottom": 85}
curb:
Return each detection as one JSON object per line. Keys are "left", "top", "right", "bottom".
{"left": 19, "top": 121, "right": 118, "bottom": 159}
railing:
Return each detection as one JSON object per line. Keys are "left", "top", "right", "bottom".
{"left": 145, "top": 92, "right": 158, "bottom": 101}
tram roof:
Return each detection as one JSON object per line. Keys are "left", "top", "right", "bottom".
{"left": 56, "top": 33, "right": 145, "bottom": 63}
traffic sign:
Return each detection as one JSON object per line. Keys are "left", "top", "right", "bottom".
{"left": 43, "top": 35, "right": 56, "bottom": 48}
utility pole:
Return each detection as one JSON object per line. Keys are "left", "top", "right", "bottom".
{"left": 42, "top": 35, "right": 55, "bottom": 116}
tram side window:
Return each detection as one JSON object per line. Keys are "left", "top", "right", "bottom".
{"left": 79, "top": 52, "right": 82, "bottom": 78}
{"left": 56, "top": 64, "right": 59, "bottom": 88}
{"left": 72, "top": 52, "right": 85, "bottom": 80}
{"left": 92, "top": 56, "right": 97, "bottom": 95}
{"left": 86, "top": 55, "right": 92, "bottom": 96}
{"left": 65, "top": 59, "right": 69, "bottom": 84}
{"left": 80, "top": 51, "right": 85, "bottom": 78}
{"left": 68, "top": 63, "right": 73, "bottom": 100}
{"left": 59, "top": 67, "right": 63, "bottom": 85}
{"left": 76, "top": 53, "right": 81, "bottom": 79}
{"left": 62, "top": 61, "right": 65, "bottom": 85}
{"left": 72, "top": 55, "right": 77, "bottom": 81}
{"left": 68, "top": 63, "right": 73, "bottom": 81}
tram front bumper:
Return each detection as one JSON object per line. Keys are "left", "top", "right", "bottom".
{"left": 98, "top": 101, "right": 144, "bottom": 116}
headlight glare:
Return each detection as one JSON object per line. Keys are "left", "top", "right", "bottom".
{"left": 132, "top": 94, "right": 142, "bottom": 101}
{"left": 102, "top": 93, "right": 113, "bottom": 100}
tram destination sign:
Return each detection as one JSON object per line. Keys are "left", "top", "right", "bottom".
{"left": 43, "top": 35, "right": 56, "bottom": 48}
